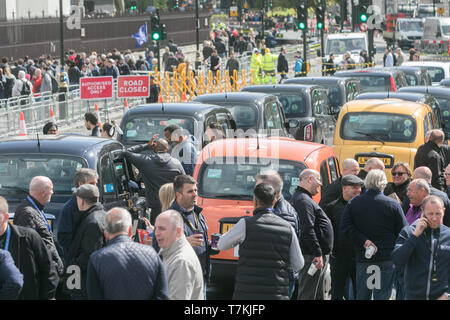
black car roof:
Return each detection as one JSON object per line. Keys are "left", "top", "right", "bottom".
{"left": 0, "top": 135, "right": 121, "bottom": 156}
{"left": 284, "top": 77, "right": 356, "bottom": 85}
{"left": 355, "top": 92, "right": 431, "bottom": 101}
{"left": 194, "top": 92, "right": 273, "bottom": 104}
{"left": 241, "top": 84, "right": 321, "bottom": 93}
{"left": 335, "top": 70, "right": 401, "bottom": 76}
{"left": 398, "top": 86, "right": 450, "bottom": 97}
{"left": 124, "top": 103, "right": 229, "bottom": 118}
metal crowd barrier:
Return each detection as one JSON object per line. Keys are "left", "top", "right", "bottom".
{"left": 0, "top": 82, "right": 146, "bottom": 138}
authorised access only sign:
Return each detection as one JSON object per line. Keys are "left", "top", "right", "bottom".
{"left": 80, "top": 76, "right": 113, "bottom": 100}
{"left": 117, "top": 75, "right": 150, "bottom": 98}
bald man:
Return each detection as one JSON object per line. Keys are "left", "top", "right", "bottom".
{"left": 14, "top": 176, "right": 64, "bottom": 276}
{"left": 123, "top": 135, "right": 185, "bottom": 224}
{"left": 319, "top": 159, "right": 360, "bottom": 208}
{"left": 414, "top": 129, "right": 446, "bottom": 191}
{"left": 357, "top": 157, "right": 385, "bottom": 180}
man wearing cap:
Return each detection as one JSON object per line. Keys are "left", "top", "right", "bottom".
{"left": 63, "top": 184, "right": 107, "bottom": 300}
{"left": 250, "top": 48, "right": 262, "bottom": 85}
{"left": 324, "top": 175, "right": 364, "bottom": 300}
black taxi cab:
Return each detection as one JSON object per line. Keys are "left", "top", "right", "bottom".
{"left": 240, "top": 84, "right": 336, "bottom": 145}
{"left": 0, "top": 135, "right": 137, "bottom": 231}
{"left": 283, "top": 76, "right": 362, "bottom": 112}
{"left": 117, "top": 103, "right": 236, "bottom": 149}
{"left": 193, "top": 92, "right": 291, "bottom": 137}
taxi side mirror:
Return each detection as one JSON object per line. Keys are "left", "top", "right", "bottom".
{"left": 288, "top": 119, "right": 299, "bottom": 128}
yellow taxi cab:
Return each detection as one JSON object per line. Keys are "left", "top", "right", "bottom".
{"left": 333, "top": 99, "right": 438, "bottom": 181}
{"left": 192, "top": 137, "right": 340, "bottom": 278}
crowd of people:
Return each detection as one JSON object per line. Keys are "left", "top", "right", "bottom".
{"left": 1, "top": 122, "right": 450, "bottom": 300}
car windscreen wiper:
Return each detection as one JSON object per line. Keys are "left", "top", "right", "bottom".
{"left": 354, "top": 131, "right": 385, "bottom": 144}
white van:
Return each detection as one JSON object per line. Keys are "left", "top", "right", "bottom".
{"left": 423, "top": 17, "right": 450, "bottom": 41}
{"left": 323, "top": 33, "right": 368, "bottom": 68}
{"left": 402, "top": 61, "right": 450, "bottom": 85}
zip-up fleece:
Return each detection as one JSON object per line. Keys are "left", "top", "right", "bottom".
{"left": 392, "top": 223, "right": 450, "bottom": 300}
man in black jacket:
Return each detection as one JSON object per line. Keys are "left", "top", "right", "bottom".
{"left": 324, "top": 175, "right": 364, "bottom": 300}
{"left": 341, "top": 169, "right": 407, "bottom": 300}
{"left": 319, "top": 158, "right": 359, "bottom": 209}
{"left": 277, "top": 46, "right": 289, "bottom": 83}
{"left": 414, "top": 129, "right": 446, "bottom": 191}
{"left": 14, "top": 176, "right": 64, "bottom": 277}
{"left": 291, "top": 169, "right": 334, "bottom": 300}
{"left": 218, "top": 183, "right": 303, "bottom": 300}
{"left": 357, "top": 157, "right": 385, "bottom": 180}
{"left": 124, "top": 135, "right": 185, "bottom": 224}
{"left": 255, "top": 170, "right": 300, "bottom": 298}
{"left": 64, "top": 184, "right": 106, "bottom": 299}
{"left": 0, "top": 196, "right": 58, "bottom": 299}
{"left": 84, "top": 112, "right": 101, "bottom": 137}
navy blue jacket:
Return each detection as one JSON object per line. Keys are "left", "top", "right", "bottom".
{"left": 341, "top": 189, "right": 408, "bottom": 263}
{"left": 0, "top": 249, "right": 23, "bottom": 300}
{"left": 274, "top": 195, "right": 300, "bottom": 238}
{"left": 56, "top": 194, "right": 79, "bottom": 264}
{"left": 392, "top": 223, "right": 450, "bottom": 300}
{"left": 87, "top": 235, "right": 169, "bottom": 300}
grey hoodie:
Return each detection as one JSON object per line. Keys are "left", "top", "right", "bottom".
{"left": 124, "top": 144, "right": 185, "bottom": 207}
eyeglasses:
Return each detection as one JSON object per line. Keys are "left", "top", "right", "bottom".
{"left": 445, "top": 172, "right": 450, "bottom": 176}
{"left": 392, "top": 172, "right": 407, "bottom": 176}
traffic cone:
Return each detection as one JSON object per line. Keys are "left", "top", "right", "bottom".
{"left": 94, "top": 103, "right": 99, "bottom": 116}
{"left": 18, "top": 112, "right": 27, "bottom": 136}
{"left": 98, "top": 121, "right": 103, "bottom": 130}
{"left": 124, "top": 99, "right": 129, "bottom": 113}
{"left": 49, "top": 108, "right": 56, "bottom": 123}
{"left": 182, "top": 92, "right": 187, "bottom": 102}
{"left": 158, "top": 95, "right": 163, "bottom": 103}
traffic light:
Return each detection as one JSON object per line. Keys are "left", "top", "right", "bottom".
{"left": 173, "top": 0, "right": 179, "bottom": 9}
{"left": 269, "top": 0, "right": 273, "bottom": 8}
{"left": 359, "top": 0, "right": 369, "bottom": 23}
{"left": 297, "top": 3, "right": 307, "bottom": 31}
{"left": 151, "top": 15, "right": 161, "bottom": 41}
{"left": 161, "top": 23, "right": 167, "bottom": 40}
{"left": 130, "top": 0, "right": 137, "bottom": 11}
{"left": 315, "top": 5, "right": 324, "bottom": 30}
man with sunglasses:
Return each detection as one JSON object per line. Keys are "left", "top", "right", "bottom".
{"left": 392, "top": 195, "right": 450, "bottom": 300}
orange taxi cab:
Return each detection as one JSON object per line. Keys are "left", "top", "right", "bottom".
{"left": 192, "top": 137, "right": 340, "bottom": 277}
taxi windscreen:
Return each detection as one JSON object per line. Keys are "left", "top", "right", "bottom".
{"left": 354, "top": 75, "right": 390, "bottom": 93}
{"left": 219, "top": 104, "right": 258, "bottom": 131}
{"left": 0, "top": 156, "right": 86, "bottom": 194}
{"left": 198, "top": 158, "right": 307, "bottom": 201}
{"left": 340, "top": 112, "right": 417, "bottom": 143}
{"left": 423, "top": 67, "right": 445, "bottom": 83}
{"left": 436, "top": 97, "right": 450, "bottom": 126}
{"left": 122, "top": 116, "right": 195, "bottom": 142}
{"left": 272, "top": 94, "right": 307, "bottom": 117}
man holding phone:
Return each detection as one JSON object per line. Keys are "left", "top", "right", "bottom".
{"left": 392, "top": 195, "right": 450, "bottom": 300}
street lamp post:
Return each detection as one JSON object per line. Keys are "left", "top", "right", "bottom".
{"left": 59, "top": 0, "right": 64, "bottom": 72}
{"left": 195, "top": 0, "right": 201, "bottom": 70}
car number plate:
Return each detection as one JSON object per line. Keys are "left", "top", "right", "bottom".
{"left": 222, "top": 223, "right": 235, "bottom": 234}
{"left": 357, "top": 156, "right": 392, "bottom": 167}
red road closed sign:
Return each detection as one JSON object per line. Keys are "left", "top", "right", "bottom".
{"left": 117, "top": 75, "right": 150, "bottom": 98}
{"left": 80, "top": 76, "right": 113, "bottom": 100}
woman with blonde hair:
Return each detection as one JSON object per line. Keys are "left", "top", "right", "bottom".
{"left": 159, "top": 182, "right": 175, "bottom": 212}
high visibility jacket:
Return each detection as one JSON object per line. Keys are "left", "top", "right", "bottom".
{"left": 250, "top": 54, "right": 262, "bottom": 71}
{"left": 262, "top": 53, "right": 277, "bottom": 72}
